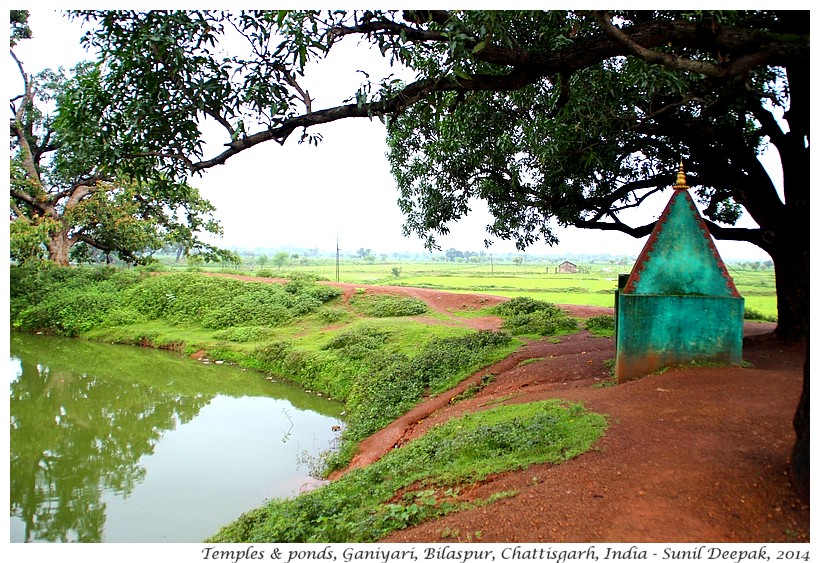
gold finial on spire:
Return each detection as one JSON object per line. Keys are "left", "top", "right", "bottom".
{"left": 675, "top": 159, "right": 688, "bottom": 189}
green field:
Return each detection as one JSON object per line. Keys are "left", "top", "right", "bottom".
{"left": 165, "top": 256, "right": 778, "bottom": 320}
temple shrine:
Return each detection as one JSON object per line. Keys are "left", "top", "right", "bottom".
{"left": 614, "top": 162, "right": 745, "bottom": 383}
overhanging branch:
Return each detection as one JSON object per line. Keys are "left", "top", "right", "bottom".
{"left": 574, "top": 215, "right": 765, "bottom": 248}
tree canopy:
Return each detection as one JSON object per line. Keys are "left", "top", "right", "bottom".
{"left": 9, "top": 12, "right": 231, "bottom": 266}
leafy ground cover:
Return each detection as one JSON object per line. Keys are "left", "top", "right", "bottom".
{"left": 490, "top": 297, "right": 579, "bottom": 336}
{"left": 208, "top": 400, "right": 606, "bottom": 542}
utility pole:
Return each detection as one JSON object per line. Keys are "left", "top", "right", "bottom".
{"left": 335, "top": 233, "right": 340, "bottom": 282}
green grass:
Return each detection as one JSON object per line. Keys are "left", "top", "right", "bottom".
{"left": 208, "top": 399, "right": 607, "bottom": 543}
{"left": 152, "top": 257, "right": 776, "bottom": 317}
{"left": 742, "top": 296, "right": 777, "bottom": 320}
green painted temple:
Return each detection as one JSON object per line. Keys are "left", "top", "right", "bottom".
{"left": 614, "top": 163, "right": 745, "bottom": 383}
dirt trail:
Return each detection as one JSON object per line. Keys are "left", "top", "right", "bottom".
{"left": 380, "top": 326, "right": 808, "bottom": 543}
{"left": 332, "top": 289, "right": 808, "bottom": 543}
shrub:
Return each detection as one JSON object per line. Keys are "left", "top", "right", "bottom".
{"left": 349, "top": 293, "right": 428, "bottom": 317}
{"left": 248, "top": 341, "right": 343, "bottom": 397}
{"left": 281, "top": 349, "right": 329, "bottom": 390}
{"left": 120, "top": 273, "right": 335, "bottom": 328}
{"left": 252, "top": 340, "right": 293, "bottom": 366}
{"left": 15, "top": 288, "right": 120, "bottom": 336}
{"left": 212, "top": 326, "right": 279, "bottom": 342}
{"left": 409, "top": 330, "right": 512, "bottom": 393}
{"left": 286, "top": 272, "right": 328, "bottom": 283}
{"left": 100, "top": 307, "right": 145, "bottom": 327}
{"left": 321, "top": 324, "right": 390, "bottom": 360}
{"left": 317, "top": 307, "right": 348, "bottom": 324}
{"left": 502, "top": 309, "right": 578, "bottom": 336}
{"left": 585, "top": 314, "right": 616, "bottom": 335}
{"left": 304, "top": 284, "right": 343, "bottom": 303}
{"left": 10, "top": 265, "right": 148, "bottom": 336}
{"left": 491, "top": 297, "right": 577, "bottom": 336}
{"left": 292, "top": 294, "right": 325, "bottom": 316}
{"left": 744, "top": 308, "right": 777, "bottom": 322}
{"left": 491, "top": 296, "right": 557, "bottom": 317}
{"left": 344, "top": 354, "right": 422, "bottom": 441}
{"left": 138, "top": 262, "right": 168, "bottom": 272}
{"left": 355, "top": 331, "right": 512, "bottom": 432}
{"left": 122, "top": 273, "right": 237, "bottom": 322}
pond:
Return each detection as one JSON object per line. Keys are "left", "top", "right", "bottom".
{"left": 9, "top": 332, "right": 345, "bottom": 543}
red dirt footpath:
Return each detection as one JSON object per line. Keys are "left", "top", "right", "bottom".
{"left": 208, "top": 274, "right": 810, "bottom": 542}
{"left": 331, "top": 291, "right": 808, "bottom": 543}
{"left": 376, "top": 321, "right": 809, "bottom": 543}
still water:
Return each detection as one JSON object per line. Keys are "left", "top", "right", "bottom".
{"left": 9, "top": 332, "right": 344, "bottom": 543}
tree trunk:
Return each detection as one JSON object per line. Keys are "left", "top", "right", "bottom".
{"left": 47, "top": 230, "right": 73, "bottom": 266}
{"left": 770, "top": 242, "right": 810, "bottom": 341}
{"left": 790, "top": 348, "right": 809, "bottom": 502}
{"left": 767, "top": 232, "right": 809, "bottom": 503}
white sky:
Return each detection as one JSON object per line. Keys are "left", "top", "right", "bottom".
{"left": 7, "top": 9, "right": 776, "bottom": 260}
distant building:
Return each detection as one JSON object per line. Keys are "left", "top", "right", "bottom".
{"left": 557, "top": 261, "right": 577, "bottom": 273}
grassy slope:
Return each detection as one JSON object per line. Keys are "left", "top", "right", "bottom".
{"left": 208, "top": 400, "right": 607, "bottom": 543}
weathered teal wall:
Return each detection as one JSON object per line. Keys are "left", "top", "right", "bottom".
{"left": 615, "top": 294, "right": 744, "bottom": 382}
{"left": 615, "top": 189, "right": 745, "bottom": 383}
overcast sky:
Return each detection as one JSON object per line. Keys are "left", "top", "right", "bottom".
{"left": 9, "top": 9, "right": 776, "bottom": 260}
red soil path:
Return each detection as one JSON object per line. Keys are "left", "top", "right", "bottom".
{"left": 211, "top": 274, "right": 810, "bottom": 542}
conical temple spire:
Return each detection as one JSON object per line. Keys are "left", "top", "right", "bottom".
{"left": 675, "top": 160, "right": 688, "bottom": 189}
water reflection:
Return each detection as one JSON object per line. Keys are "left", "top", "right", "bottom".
{"left": 9, "top": 333, "right": 343, "bottom": 542}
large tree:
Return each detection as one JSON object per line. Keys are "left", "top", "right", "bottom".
{"left": 9, "top": 12, "right": 228, "bottom": 266}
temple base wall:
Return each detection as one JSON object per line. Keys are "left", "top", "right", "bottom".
{"left": 615, "top": 294, "right": 744, "bottom": 383}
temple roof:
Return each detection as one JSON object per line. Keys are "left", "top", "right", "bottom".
{"left": 622, "top": 165, "right": 740, "bottom": 297}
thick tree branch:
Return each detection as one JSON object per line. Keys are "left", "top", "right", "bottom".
{"left": 72, "top": 231, "right": 115, "bottom": 253}
{"left": 573, "top": 216, "right": 656, "bottom": 239}
{"left": 43, "top": 173, "right": 108, "bottom": 203}
{"left": 330, "top": 18, "right": 449, "bottom": 44}
{"left": 593, "top": 11, "right": 798, "bottom": 79}
{"left": 10, "top": 50, "right": 44, "bottom": 187}
{"left": 574, "top": 215, "right": 764, "bottom": 246}
{"left": 10, "top": 188, "right": 58, "bottom": 219}
{"left": 105, "top": 12, "right": 806, "bottom": 175}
